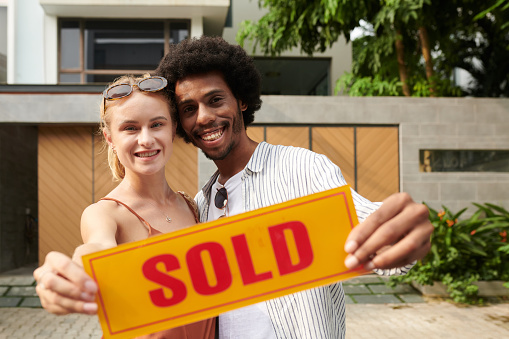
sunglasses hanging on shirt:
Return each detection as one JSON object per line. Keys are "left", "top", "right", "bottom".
{"left": 215, "top": 187, "right": 228, "bottom": 218}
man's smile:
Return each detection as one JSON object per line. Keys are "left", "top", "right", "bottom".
{"left": 198, "top": 126, "right": 225, "bottom": 142}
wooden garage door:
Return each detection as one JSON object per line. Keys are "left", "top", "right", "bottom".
{"left": 247, "top": 125, "right": 399, "bottom": 203}
{"left": 38, "top": 126, "right": 198, "bottom": 263}
{"left": 357, "top": 127, "right": 399, "bottom": 202}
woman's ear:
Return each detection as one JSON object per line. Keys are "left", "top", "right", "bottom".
{"left": 104, "top": 130, "right": 113, "bottom": 149}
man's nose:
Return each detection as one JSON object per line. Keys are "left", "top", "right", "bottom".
{"left": 195, "top": 105, "right": 215, "bottom": 126}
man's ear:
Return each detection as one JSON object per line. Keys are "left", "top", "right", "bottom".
{"left": 239, "top": 100, "right": 248, "bottom": 112}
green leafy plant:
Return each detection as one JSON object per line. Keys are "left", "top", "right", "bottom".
{"left": 389, "top": 203, "right": 509, "bottom": 304}
{"left": 335, "top": 72, "right": 402, "bottom": 96}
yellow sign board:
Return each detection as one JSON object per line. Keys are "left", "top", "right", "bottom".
{"left": 82, "top": 185, "right": 368, "bottom": 339}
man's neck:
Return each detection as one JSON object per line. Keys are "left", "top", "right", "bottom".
{"left": 214, "top": 138, "right": 258, "bottom": 185}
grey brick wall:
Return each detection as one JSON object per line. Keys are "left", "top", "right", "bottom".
{"left": 1, "top": 93, "right": 508, "bottom": 233}
{"left": 255, "top": 96, "right": 509, "bottom": 215}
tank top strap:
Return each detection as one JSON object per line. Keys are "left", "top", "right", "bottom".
{"left": 99, "top": 197, "right": 154, "bottom": 236}
{"left": 178, "top": 191, "right": 199, "bottom": 223}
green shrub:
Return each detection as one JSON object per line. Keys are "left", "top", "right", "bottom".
{"left": 389, "top": 203, "right": 509, "bottom": 304}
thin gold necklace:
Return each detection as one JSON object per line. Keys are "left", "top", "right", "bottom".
{"left": 126, "top": 182, "right": 172, "bottom": 223}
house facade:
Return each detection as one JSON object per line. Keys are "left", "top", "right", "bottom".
{"left": 0, "top": 0, "right": 508, "bottom": 272}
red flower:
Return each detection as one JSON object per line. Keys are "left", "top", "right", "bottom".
{"left": 470, "top": 230, "right": 476, "bottom": 235}
{"left": 446, "top": 219, "right": 455, "bottom": 227}
{"left": 501, "top": 231, "right": 507, "bottom": 242}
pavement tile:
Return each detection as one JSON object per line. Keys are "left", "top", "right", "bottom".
{"left": 344, "top": 276, "right": 384, "bottom": 284}
{"left": 352, "top": 294, "right": 403, "bottom": 304}
{"left": 7, "top": 286, "right": 37, "bottom": 297}
{"left": 0, "top": 286, "right": 8, "bottom": 296}
{"left": 344, "top": 295, "right": 355, "bottom": 304}
{"left": 398, "top": 294, "right": 427, "bottom": 303}
{"left": 0, "top": 302, "right": 508, "bottom": 338}
{"left": 0, "top": 276, "right": 15, "bottom": 285}
{"left": 20, "top": 297, "right": 42, "bottom": 307}
{"left": 368, "top": 283, "right": 417, "bottom": 294}
{"left": 0, "top": 297, "right": 22, "bottom": 307}
{"left": 0, "top": 276, "right": 35, "bottom": 286}
{"left": 343, "top": 284, "right": 372, "bottom": 294}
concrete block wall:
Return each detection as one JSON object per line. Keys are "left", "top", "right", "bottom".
{"left": 1, "top": 92, "right": 508, "bottom": 226}
{"left": 255, "top": 96, "right": 509, "bottom": 216}
{"left": 0, "top": 125, "right": 39, "bottom": 272}
{"left": 397, "top": 98, "right": 509, "bottom": 215}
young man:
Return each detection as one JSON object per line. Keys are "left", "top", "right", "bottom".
{"left": 154, "top": 36, "right": 432, "bottom": 338}
{"left": 35, "top": 36, "right": 432, "bottom": 338}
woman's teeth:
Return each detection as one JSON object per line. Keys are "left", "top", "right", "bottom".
{"left": 137, "top": 151, "right": 158, "bottom": 157}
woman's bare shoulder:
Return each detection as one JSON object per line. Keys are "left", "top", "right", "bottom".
{"left": 80, "top": 199, "right": 121, "bottom": 233}
{"left": 83, "top": 198, "right": 121, "bottom": 217}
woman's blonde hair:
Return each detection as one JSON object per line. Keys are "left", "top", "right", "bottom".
{"left": 99, "top": 74, "right": 175, "bottom": 181}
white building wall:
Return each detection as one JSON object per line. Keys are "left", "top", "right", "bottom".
{"left": 42, "top": 14, "right": 57, "bottom": 84}
{"left": 8, "top": 0, "right": 228, "bottom": 84}
{"left": 0, "top": 3, "right": 7, "bottom": 83}
{"left": 190, "top": 15, "right": 204, "bottom": 38}
{"left": 0, "top": 5, "right": 7, "bottom": 55}
{"left": 10, "top": 0, "right": 45, "bottom": 83}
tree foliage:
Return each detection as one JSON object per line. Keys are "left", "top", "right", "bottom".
{"left": 237, "top": 0, "right": 509, "bottom": 97}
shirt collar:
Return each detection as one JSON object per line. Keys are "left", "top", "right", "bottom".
{"left": 200, "top": 141, "right": 270, "bottom": 202}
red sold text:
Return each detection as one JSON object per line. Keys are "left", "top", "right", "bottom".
{"left": 142, "top": 221, "right": 314, "bottom": 307}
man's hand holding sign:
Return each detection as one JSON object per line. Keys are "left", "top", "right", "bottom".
{"left": 82, "top": 186, "right": 367, "bottom": 339}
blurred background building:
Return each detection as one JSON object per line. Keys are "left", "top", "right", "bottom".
{"left": 0, "top": 0, "right": 507, "bottom": 272}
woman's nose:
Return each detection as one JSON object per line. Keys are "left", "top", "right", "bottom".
{"left": 138, "top": 128, "right": 155, "bottom": 146}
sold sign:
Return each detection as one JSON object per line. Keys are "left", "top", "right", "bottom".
{"left": 82, "top": 185, "right": 368, "bottom": 339}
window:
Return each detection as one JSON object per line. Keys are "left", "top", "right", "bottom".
{"left": 254, "top": 57, "right": 330, "bottom": 95}
{"left": 59, "top": 19, "right": 189, "bottom": 84}
{"left": 420, "top": 149, "right": 509, "bottom": 172}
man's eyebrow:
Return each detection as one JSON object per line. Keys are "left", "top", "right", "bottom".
{"left": 177, "top": 89, "right": 225, "bottom": 106}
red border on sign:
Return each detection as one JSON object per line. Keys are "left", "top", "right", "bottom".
{"left": 89, "top": 191, "right": 357, "bottom": 335}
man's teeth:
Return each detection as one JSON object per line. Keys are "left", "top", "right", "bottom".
{"left": 202, "top": 130, "right": 223, "bottom": 141}
{"left": 137, "top": 151, "right": 158, "bottom": 158}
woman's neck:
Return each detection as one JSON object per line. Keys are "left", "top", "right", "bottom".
{"left": 121, "top": 170, "right": 173, "bottom": 202}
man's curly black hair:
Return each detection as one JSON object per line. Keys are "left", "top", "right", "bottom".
{"left": 155, "top": 36, "right": 262, "bottom": 142}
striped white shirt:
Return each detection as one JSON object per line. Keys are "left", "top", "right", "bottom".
{"left": 196, "top": 142, "right": 413, "bottom": 338}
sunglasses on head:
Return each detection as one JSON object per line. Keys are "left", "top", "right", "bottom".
{"left": 102, "top": 76, "right": 168, "bottom": 101}
{"left": 215, "top": 187, "right": 228, "bottom": 219}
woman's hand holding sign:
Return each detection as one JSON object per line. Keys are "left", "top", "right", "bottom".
{"left": 34, "top": 251, "right": 98, "bottom": 315}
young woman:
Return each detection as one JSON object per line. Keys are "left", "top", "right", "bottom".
{"left": 35, "top": 74, "right": 215, "bottom": 338}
